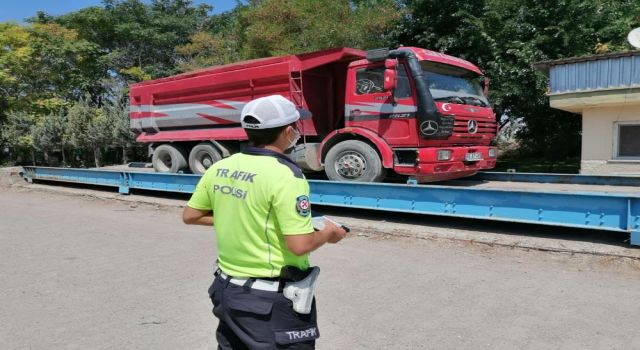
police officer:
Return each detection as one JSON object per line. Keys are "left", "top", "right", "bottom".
{"left": 182, "top": 94, "right": 347, "bottom": 349}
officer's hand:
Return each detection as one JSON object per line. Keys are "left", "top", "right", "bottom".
{"left": 325, "top": 220, "right": 347, "bottom": 244}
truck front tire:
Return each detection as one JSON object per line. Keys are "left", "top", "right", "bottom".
{"left": 189, "top": 143, "right": 222, "bottom": 175}
{"left": 325, "top": 140, "right": 386, "bottom": 182}
{"left": 152, "top": 144, "right": 188, "bottom": 173}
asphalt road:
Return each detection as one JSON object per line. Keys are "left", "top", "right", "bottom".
{"left": 1, "top": 187, "right": 640, "bottom": 349}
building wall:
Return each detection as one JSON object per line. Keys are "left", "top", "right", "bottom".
{"left": 581, "top": 105, "right": 640, "bottom": 175}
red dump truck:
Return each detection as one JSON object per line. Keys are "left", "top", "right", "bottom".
{"left": 129, "top": 47, "right": 497, "bottom": 182}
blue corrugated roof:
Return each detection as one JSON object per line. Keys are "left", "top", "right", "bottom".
{"left": 535, "top": 51, "right": 640, "bottom": 94}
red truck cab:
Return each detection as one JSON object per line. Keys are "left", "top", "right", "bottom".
{"left": 334, "top": 47, "right": 497, "bottom": 182}
{"left": 129, "top": 47, "right": 497, "bottom": 182}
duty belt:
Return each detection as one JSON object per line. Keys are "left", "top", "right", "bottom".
{"left": 215, "top": 270, "right": 280, "bottom": 292}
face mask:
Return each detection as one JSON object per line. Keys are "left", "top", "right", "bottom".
{"left": 287, "top": 128, "right": 301, "bottom": 150}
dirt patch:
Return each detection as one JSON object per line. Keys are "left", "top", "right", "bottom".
{"left": 0, "top": 166, "right": 24, "bottom": 187}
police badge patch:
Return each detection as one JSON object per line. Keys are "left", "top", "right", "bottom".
{"left": 295, "top": 195, "right": 311, "bottom": 217}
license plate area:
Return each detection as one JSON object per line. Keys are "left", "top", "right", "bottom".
{"left": 465, "top": 152, "right": 483, "bottom": 162}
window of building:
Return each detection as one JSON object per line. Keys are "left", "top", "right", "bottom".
{"left": 355, "top": 66, "right": 412, "bottom": 99}
{"left": 614, "top": 122, "right": 640, "bottom": 159}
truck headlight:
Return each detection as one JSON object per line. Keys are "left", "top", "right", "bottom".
{"left": 437, "top": 149, "right": 452, "bottom": 161}
{"left": 488, "top": 148, "right": 497, "bottom": 158}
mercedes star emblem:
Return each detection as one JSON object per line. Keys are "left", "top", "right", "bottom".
{"left": 420, "top": 120, "right": 439, "bottom": 136}
{"left": 467, "top": 119, "right": 478, "bottom": 134}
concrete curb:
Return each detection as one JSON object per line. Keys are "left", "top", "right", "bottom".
{"left": 345, "top": 220, "right": 640, "bottom": 260}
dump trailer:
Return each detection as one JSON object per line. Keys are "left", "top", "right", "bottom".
{"left": 129, "top": 47, "right": 498, "bottom": 182}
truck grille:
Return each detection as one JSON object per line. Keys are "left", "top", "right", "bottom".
{"left": 453, "top": 116, "right": 496, "bottom": 135}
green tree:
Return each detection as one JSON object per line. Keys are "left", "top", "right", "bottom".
{"left": 395, "top": 0, "right": 640, "bottom": 163}
{"left": 3, "top": 2, "right": 218, "bottom": 166}
{"left": 29, "top": 23, "right": 104, "bottom": 100}
{"left": 0, "top": 22, "right": 103, "bottom": 120}
{"left": 0, "top": 22, "right": 103, "bottom": 165}
{"left": 66, "top": 98, "right": 113, "bottom": 167}
{"left": 32, "top": 111, "right": 69, "bottom": 165}
{"left": 107, "top": 90, "right": 136, "bottom": 164}
{"left": 175, "top": 31, "right": 238, "bottom": 71}
{"left": 174, "top": 5, "right": 245, "bottom": 71}
{"left": 0, "top": 23, "right": 30, "bottom": 119}
{"left": 52, "top": 0, "right": 213, "bottom": 82}
{"left": 2, "top": 111, "right": 37, "bottom": 165}
{"left": 237, "top": 0, "right": 402, "bottom": 59}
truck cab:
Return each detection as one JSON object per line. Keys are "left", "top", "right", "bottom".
{"left": 320, "top": 47, "right": 497, "bottom": 182}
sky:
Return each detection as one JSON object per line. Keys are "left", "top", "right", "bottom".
{"left": 0, "top": 0, "right": 239, "bottom": 23}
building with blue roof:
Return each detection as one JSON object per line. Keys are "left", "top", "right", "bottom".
{"left": 536, "top": 51, "right": 640, "bottom": 174}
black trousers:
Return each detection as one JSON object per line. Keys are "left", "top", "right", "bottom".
{"left": 208, "top": 275, "right": 319, "bottom": 350}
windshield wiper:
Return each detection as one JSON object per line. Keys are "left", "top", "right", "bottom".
{"left": 433, "top": 96, "right": 465, "bottom": 104}
{"left": 460, "top": 96, "right": 488, "bottom": 107}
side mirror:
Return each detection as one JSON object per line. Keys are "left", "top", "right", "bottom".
{"left": 483, "top": 77, "right": 490, "bottom": 97}
{"left": 383, "top": 59, "right": 397, "bottom": 91}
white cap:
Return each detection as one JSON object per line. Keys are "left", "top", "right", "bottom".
{"left": 241, "top": 95, "right": 300, "bottom": 129}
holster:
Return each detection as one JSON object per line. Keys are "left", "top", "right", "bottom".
{"left": 281, "top": 266, "right": 320, "bottom": 314}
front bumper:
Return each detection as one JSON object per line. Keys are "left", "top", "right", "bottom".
{"left": 393, "top": 146, "right": 497, "bottom": 182}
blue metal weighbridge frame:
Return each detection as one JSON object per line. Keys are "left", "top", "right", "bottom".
{"left": 20, "top": 166, "right": 640, "bottom": 246}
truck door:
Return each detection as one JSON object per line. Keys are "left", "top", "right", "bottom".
{"left": 346, "top": 63, "right": 418, "bottom": 147}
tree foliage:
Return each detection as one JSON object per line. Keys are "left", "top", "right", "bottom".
{"left": 174, "top": 0, "right": 402, "bottom": 71}
{"left": 107, "top": 86, "right": 137, "bottom": 164}
{"left": 3, "top": 111, "right": 36, "bottom": 151}
{"left": 175, "top": 31, "right": 237, "bottom": 71}
{"left": 66, "top": 97, "right": 115, "bottom": 167}
{"left": 52, "top": 0, "right": 212, "bottom": 82}
{"left": 0, "top": 22, "right": 102, "bottom": 113}
{"left": 395, "top": 0, "right": 640, "bottom": 160}
{"left": 1, "top": 0, "right": 639, "bottom": 168}
{"left": 2, "top": 111, "right": 37, "bottom": 164}
{"left": 238, "top": 0, "right": 401, "bottom": 58}
{"left": 32, "top": 111, "right": 69, "bottom": 165}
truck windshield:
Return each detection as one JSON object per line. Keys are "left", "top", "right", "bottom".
{"left": 420, "top": 61, "right": 489, "bottom": 107}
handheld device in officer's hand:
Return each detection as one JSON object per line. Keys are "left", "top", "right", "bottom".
{"left": 311, "top": 216, "right": 350, "bottom": 232}
{"left": 283, "top": 266, "right": 320, "bottom": 314}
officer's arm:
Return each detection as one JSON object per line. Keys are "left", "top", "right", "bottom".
{"left": 182, "top": 206, "right": 213, "bottom": 226}
{"left": 275, "top": 175, "right": 346, "bottom": 255}
{"left": 284, "top": 221, "right": 345, "bottom": 256}
{"left": 183, "top": 171, "right": 213, "bottom": 226}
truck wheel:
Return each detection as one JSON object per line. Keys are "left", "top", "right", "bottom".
{"left": 152, "top": 144, "right": 188, "bottom": 173}
{"left": 189, "top": 143, "right": 222, "bottom": 175}
{"left": 325, "top": 140, "right": 386, "bottom": 182}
